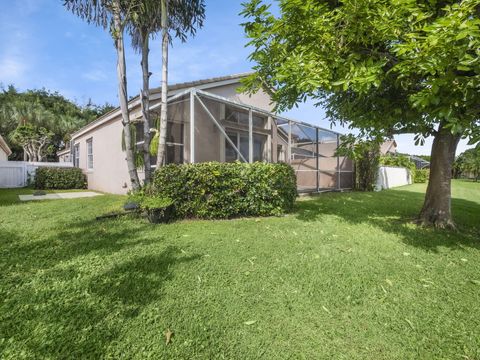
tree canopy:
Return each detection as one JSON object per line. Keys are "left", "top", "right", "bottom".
{"left": 0, "top": 85, "right": 113, "bottom": 160}
{"left": 241, "top": 0, "right": 480, "bottom": 227}
{"left": 242, "top": 0, "right": 479, "bottom": 142}
{"left": 455, "top": 145, "right": 480, "bottom": 180}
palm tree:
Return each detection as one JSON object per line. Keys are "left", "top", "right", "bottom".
{"left": 155, "top": 0, "right": 205, "bottom": 168}
{"left": 128, "top": 1, "right": 161, "bottom": 184}
{"left": 64, "top": 0, "right": 142, "bottom": 190}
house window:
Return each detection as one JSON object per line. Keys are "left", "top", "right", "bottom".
{"left": 74, "top": 143, "right": 80, "bottom": 167}
{"left": 225, "top": 131, "right": 266, "bottom": 162}
{"left": 224, "top": 106, "right": 266, "bottom": 128}
{"left": 86, "top": 138, "right": 93, "bottom": 170}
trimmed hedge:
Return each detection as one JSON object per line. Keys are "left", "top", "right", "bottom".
{"left": 152, "top": 162, "right": 297, "bottom": 219}
{"left": 414, "top": 169, "right": 430, "bottom": 183}
{"left": 34, "top": 167, "right": 87, "bottom": 190}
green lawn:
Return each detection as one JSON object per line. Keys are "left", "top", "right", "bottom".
{"left": 1, "top": 181, "right": 479, "bottom": 359}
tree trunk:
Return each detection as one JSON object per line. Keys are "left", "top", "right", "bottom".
{"left": 156, "top": 0, "right": 169, "bottom": 167}
{"left": 28, "top": 143, "right": 37, "bottom": 162}
{"left": 113, "top": 0, "right": 140, "bottom": 191}
{"left": 418, "top": 125, "right": 461, "bottom": 229}
{"left": 140, "top": 30, "right": 152, "bottom": 184}
{"left": 37, "top": 139, "right": 46, "bottom": 162}
{"left": 23, "top": 144, "right": 32, "bottom": 162}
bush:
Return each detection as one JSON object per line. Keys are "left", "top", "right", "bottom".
{"left": 128, "top": 191, "right": 174, "bottom": 224}
{"left": 152, "top": 162, "right": 297, "bottom": 219}
{"left": 414, "top": 169, "right": 429, "bottom": 183}
{"left": 34, "top": 167, "right": 87, "bottom": 190}
{"left": 336, "top": 135, "right": 381, "bottom": 191}
{"left": 380, "top": 154, "right": 416, "bottom": 171}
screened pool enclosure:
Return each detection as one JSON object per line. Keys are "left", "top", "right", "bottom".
{"left": 140, "top": 88, "right": 354, "bottom": 193}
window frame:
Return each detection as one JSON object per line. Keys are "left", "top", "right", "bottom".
{"left": 224, "top": 131, "right": 266, "bottom": 163}
{"left": 224, "top": 105, "right": 266, "bottom": 129}
{"left": 86, "top": 138, "right": 93, "bottom": 170}
{"left": 74, "top": 143, "right": 80, "bottom": 168}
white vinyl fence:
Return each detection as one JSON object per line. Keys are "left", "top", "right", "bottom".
{"left": 0, "top": 161, "right": 74, "bottom": 188}
{"left": 376, "top": 166, "right": 412, "bottom": 191}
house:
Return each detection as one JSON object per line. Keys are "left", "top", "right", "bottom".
{"left": 0, "top": 134, "right": 12, "bottom": 161}
{"left": 57, "top": 148, "right": 71, "bottom": 163}
{"left": 380, "top": 139, "right": 397, "bottom": 155}
{"left": 63, "top": 73, "right": 353, "bottom": 194}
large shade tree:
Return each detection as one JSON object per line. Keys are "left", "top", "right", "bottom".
{"left": 65, "top": 0, "right": 142, "bottom": 190}
{"left": 241, "top": 0, "right": 480, "bottom": 228}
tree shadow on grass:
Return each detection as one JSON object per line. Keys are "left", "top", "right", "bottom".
{"left": 1, "top": 244, "right": 202, "bottom": 358}
{"left": 90, "top": 245, "right": 201, "bottom": 310}
{"left": 3, "top": 217, "right": 161, "bottom": 272}
{"left": 295, "top": 189, "right": 480, "bottom": 252}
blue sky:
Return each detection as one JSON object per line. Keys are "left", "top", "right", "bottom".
{"left": 0, "top": 0, "right": 474, "bottom": 155}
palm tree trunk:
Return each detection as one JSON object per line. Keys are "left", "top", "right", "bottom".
{"left": 140, "top": 30, "right": 152, "bottom": 183}
{"left": 156, "top": 0, "right": 169, "bottom": 167}
{"left": 113, "top": 0, "right": 140, "bottom": 191}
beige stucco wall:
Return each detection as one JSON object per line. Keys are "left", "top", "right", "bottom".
{"left": 73, "top": 119, "right": 136, "bottom": 194}
{"left": 207, "top": 84, "right": 273, "bottom": 112}
{"left": 193, "top": 97, "right": 222, "bottom": 162}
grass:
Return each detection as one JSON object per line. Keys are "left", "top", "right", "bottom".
{"left": 0, "top": 180, "right": 479, "bottom": 359}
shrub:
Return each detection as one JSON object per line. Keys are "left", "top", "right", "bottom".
{"left": 152, "top": 162, "right": 297, "bottom": 219}
{"left": 380, "top": 154, "right": 416, "bottom": 171}
{"left": 414, "top": 169, "right": 430, "bottom": 183}
{"left": 34, "top": 167, "right": 87, "bottom": 190}
{"left": 128, "top": 190, "right": 174, "bottom": 224}
{"left": 336, "top": 135, "right": 381, "bottom": 191}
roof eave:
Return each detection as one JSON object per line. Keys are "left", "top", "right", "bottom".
{"left": 70, "top": 73, "right": 252, "bottom": 139}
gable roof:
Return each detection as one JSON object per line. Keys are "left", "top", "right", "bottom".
{"left": 380, "top": 139, "right": 397, "bottom": 154}
{"left": 0, "top": 134, "right": 12, "bottom": 157}
{"left": 71, "top": 72, "right": 253, "bottom": 139}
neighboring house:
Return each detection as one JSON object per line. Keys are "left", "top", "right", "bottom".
{"left": 57, "top": 148, "right": 71, "bottom": 163}
{"left": 379, "top": 139, "right": 430, "bottom": 169}
{"left": 380, "top": 139, "right": 397, "bottom": 155}
{"left": 67, "top": 73, "right": 353, "bottom": 194}
{"left": 0, "top": 134, "right": 12, "bottom": 161}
